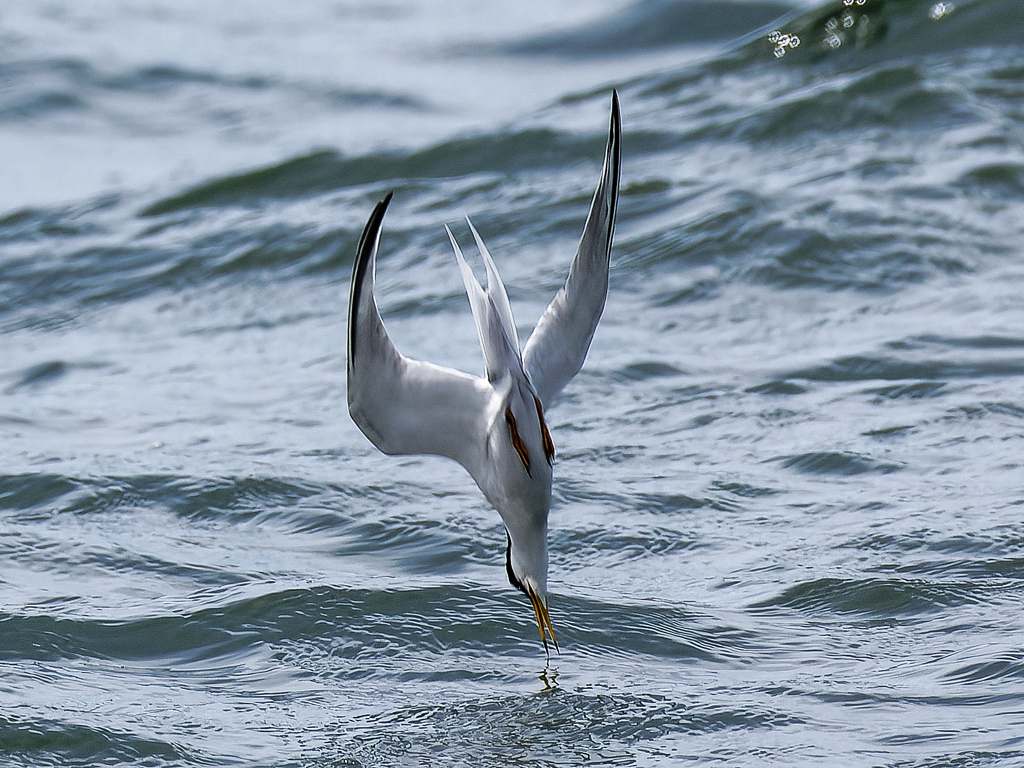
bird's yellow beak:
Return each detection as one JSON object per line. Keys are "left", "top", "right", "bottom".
{"left": 527, "top": 587, "right": 558, "bottom": 655}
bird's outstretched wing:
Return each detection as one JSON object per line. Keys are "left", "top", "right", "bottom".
{"left": 522, "top": 91, "right": 622, "bottom": 408}
{"left": 347, "top": 193, "right": 493, "bottom": 477}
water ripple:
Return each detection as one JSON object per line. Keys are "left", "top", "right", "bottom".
{"left": 329, "top": 688, "right": 801, "bottom": 767}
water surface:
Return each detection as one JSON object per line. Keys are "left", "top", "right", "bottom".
{"left": 2, "top": 0, "right": 1024, "bottom": 765}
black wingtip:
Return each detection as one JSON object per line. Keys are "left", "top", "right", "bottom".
{"left": 609, "top": 90, "right": 621, "bottom": 163}
{"left": 348, "top": 192, "right": 394, "bottom": 366}
{"left": 605, "top": 92, "right": 622, "bottom": 253}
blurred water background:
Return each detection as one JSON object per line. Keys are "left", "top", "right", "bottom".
{"left": 2, "top": 0, "right": 1024, "bottom": 765}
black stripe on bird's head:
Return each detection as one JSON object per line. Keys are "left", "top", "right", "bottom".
{"left": 505, "top": 529, "right": 527, "bottom": 596}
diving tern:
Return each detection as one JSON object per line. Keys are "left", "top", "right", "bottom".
{"left": 347, "top": 92, "right": 621, "bottom": 654}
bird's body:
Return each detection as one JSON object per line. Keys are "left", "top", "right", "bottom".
{"left": 347, "top": 92, "right": 621, "bottom": 652}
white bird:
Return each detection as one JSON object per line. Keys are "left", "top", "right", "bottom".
{"left": 347, "top": 92, "right": 621, "bottom": 654}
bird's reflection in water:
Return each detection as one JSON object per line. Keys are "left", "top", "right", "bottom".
{"left": 538, "top": 666, "right": 559, "bottom": 691}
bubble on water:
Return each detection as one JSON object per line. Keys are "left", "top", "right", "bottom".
{"left": 768, "top": 30, "right": 800, "bottom": 58}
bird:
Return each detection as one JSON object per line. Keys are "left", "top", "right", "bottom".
{"left": 347, "top": 91, "right": 621, "bottom": 654}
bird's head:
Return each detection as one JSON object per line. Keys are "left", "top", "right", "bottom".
{"left": 505, "top": 529, "right": 557, "bottom": 655}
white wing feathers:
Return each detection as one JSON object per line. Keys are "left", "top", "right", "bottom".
{"left": 348, "top": 91, "right": 621, "bottom": 472}
{"left": 467, "top": 219, "right": 520, "bottom": 357}
{"left": 446, "top": 223, "right": 521, "bottom": 383}
{"left": 523, "top": 91, "right": 622, "bottom": 408}
{"left": 347, "top": 193, "right": 492, "bottom": 476}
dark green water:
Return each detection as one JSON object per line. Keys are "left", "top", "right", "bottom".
{"left": 2, "top": 0, "right": 1024, "bottom": 765}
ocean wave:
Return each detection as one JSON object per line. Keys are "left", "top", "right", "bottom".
{"left": 0, "top": 473, "right": 331, "bottom": 520}
{"left": 784, "top": 352, "right": 1024, "bottom": 382}
{"left": 1, "top": 0, "right": 1019, "bottom": 333}
{"left": 0, "top": 55, "right": 423, "bottom": 129}
{"left": 774, "top": 451, "right": 902, "bottom": 475}
{"left": 504, "top": 0, "right": 795, "bottom": 56}
{"left": 674, "top": 0, "right": 1023, "bottom": 80}
{"left": 0, "top": 715, "right": 186, "bottom": 768}
{"left": 942, "top": 650, "right": 1024, "bottom": 684}
{"left": 753, "top": 575, "right": 983, "bottom": 615}
{"left": 139, "top": 126, "right": 609, "bottom": 216}
{"left": 2, "top": 581, "right": 750, "bottom": 675}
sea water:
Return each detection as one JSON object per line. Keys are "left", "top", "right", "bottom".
{"left": 2, "top": 1, "right": 1024, "bottom": 765}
